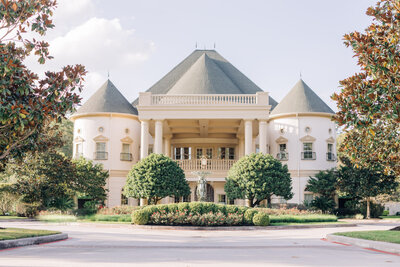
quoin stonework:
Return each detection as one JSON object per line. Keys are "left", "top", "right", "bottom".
{"left": 70, "top": 50, "right": 337, "bottom": 207}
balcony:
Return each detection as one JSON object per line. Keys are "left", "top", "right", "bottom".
{"left": 120, "top": 153, "right": 133, "bottom": 161}
{"left": 174, "top": 159, "right": 236, "bottom": 171}
{"left": 94, "top": 151, "right": 108, "bottom": 160}
{"left": 326, "top": 152, "right": 336, "bottom": 161}
{"left": 276, "top": 152, "right": 289, "bottom": 161}
{"left": 301, "top": 152, "right": 316, "bottom": 160}
{"left": 151, "top": 94, "right": 260, "bottom": 105}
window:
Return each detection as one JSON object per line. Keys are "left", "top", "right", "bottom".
{"left": 174, "top": 147, "right": 192, "bottom": 160}
{"left": 148, "top": 145, "right": 153, "bottom": 155}
{"left": 255, "top": 145, "right": 260, "bottom": 153}
{"left": 75, "top": 143, "right": 83, "bottom": 158}
{"left": 228, "top": 198, "right": 235, "bottom": 205}
{"left": 218, "top": 194, "right": 226, "bottom": 204}
{"left": 304, "top": 194, "right": 314, "bottom": 205}
{"left": 121, "top": 144, "right": 132, "bottom": 161}
{"left": 218, "top": 147, "right": 235, "bottom": 160}
{"left": 327, "top": 143, "right": 335, "bottom": 161}
{"left": 279, "top": 144, "right": 286, "bottom": 152}
{"left": 183, "top": 195, "right": 191, "bottom": 202}
{"left": 95, "top": 142, "right": 107, "bottom": 160}
{"left": 302, "top": 142, "right": 315, "bottom": 160}
{"left": 277, "top": 143, "right": 288, "bottom": 160}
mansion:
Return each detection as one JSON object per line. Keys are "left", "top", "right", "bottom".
{"left": 70, "top": 50, "right": 337, "bottom": 207}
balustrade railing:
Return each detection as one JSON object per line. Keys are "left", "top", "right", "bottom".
{"left": 151, "top": 94, "right": 258, "bottom": 105}
{"left": 174, "top": 159, "right": 236, "bottom": 171}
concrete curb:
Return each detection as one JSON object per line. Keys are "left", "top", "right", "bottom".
{"left": 131, "top": 223, "right": 357, "bottom": 231}
{"left": 0, "top": 233, "right": 68, "bottom": 249}
{"left": 326, "top": 234, "right": 400, "bottom": 254}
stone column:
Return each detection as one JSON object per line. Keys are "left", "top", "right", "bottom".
{"left": 154, "top": 120, "right": 163, "bottom": 154}
{"left": 164, "top": 136, "right": 171, "bottom": 157}
{"left": 140, "top": 120, "right": 149, "bottom": 159}
{"left": 244, "top": 120, "right": 253, "bottom": 155}
{"left": 259, "top": 119, "right": 267, "bottom": 154}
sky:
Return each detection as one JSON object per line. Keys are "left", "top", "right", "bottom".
{"left": 26, "top": 0, "right": 378, "bottom": 111}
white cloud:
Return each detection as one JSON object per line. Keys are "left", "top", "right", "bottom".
{"left": 50, "top": 17, "right": 154, "bottom": 71}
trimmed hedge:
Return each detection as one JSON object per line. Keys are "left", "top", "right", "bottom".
{"left": 253, "top": 213, "right": 270, "bottom": 226}
{"left": 131, "top": 203, "right": 337, "bottom": 226}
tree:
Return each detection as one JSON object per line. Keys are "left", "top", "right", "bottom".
{"left": 0, "top": 0, "right": 86, "bottom": 166}
{"left": 73, "top": 157, "right": 109, "bottom": 203}
{"left": 124, "top": 154, "right": 191, "bottom": 204}
{"left": 337, "top": 158, "right": 398, "bottom": 219}
{"left": 7, "top": 152, "right": 108, "bottom": 211}
{"left": 56, "top": 119, "right": 74, "bottom": 158}
{"left": 305, "top": 169, "right": 337, "bottom": 213}
{"left": 10, "top": 151, "right": 77, "bottom": 210}
{"left": 225, "top": 153, "right": 293, "bottom": 207}
{"left": 332, "top": 0, "right": 400, "bottom": 177}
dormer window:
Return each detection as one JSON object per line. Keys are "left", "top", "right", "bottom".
{"left": 302, "top": 142, "right": 315, "bottom": 160}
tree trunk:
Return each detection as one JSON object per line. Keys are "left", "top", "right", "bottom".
{"left": 267, "top": 195, "right": 272, "bottom": 208}
{"left": 366, "top": 197, "right": 371, "bottom": 219}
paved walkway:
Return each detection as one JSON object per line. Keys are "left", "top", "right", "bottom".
{"left": 0, "top": 221, "right": 399, "bottom": 266}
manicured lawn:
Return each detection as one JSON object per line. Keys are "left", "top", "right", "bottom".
{"left": 334, "top": 230, "right": 400, "bottom": 244}
{"left": 271, "top": 221, "right": 347, "bottom": 226}
{"left": 269, "top": 214, "right": 338, "bottom": 223}
{"left": 0, "top": 216, "right": 27, "bottom": 220}
{"left": 36, "top": 214, "right": 77, "bottom": 223}
{"left": 380, "top": 216, "right": 400, "bottom": 219}
{"left": 0, "top": 228, "right": 60, "bottom": 241}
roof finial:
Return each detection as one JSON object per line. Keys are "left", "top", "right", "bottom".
{"left": 214, "top": 42, "right": 216, "bottom": 49}
{"left": 107, "top": 69, "right": 110, "bottom": 79}
{"left": 195, "top": 42, "right": 197, "bottom": 49}
{"left": 300, "top": 71, "right": 302, "bottom": 79}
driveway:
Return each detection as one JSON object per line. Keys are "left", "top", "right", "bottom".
{"left": 0, "top": 221, "right": 399, "bottom": 266}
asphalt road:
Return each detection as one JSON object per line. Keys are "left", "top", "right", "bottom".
{"left": 0, "top": 221, "right": 399, "bottom": 266}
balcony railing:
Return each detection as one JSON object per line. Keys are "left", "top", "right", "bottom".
{"left": 301, "top": 152, "right": 316, "bottom": 160}
{"left": 152, "top": 94, "right": 258, "bottom": 105}
{"left": 120, "top": 153, "right": 133, "bottom": 161}
{"left": 326, "top": 152, "right": 336, "bottom": 161}
{"left": 94, "top": 151, "right": 108, "bottom": 160}
{"left": 276, "top": 152, "right": 289, "bottom": 161}
{"left": 174, "top": 159, "right": 236, "bottom": 171}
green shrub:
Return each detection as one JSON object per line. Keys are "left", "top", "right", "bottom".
{"left": 355, "top": 214, "right": 364, "bottom": 220}
{"left": 360, "top": 202, "right": 384, "bottom": 218}
{"left": 132, "top": 209, "right": 149, "bottom": 225}
{"left": 177, "top": 202, "right": 189, "bottom": 213}
{"left": 188, "top": 202, "right": 204, "bottom": 214}
{"left": 244, "top": 209, "right": 258, "bottom": 224}
{"left": 253, "top": 213, "right": 269, "bottom": 226}
{"left": 382, "top": 210, "right": 389, "bottom": 216}
{"left": 237, "top": 206, "right": 249, "bottom": 215}
{"left": 225, "top": 205, "right": 238, "bottom": 214}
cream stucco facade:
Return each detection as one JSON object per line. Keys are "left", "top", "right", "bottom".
{"left": 70, "top": 49, "right": 337, "bottom": 207}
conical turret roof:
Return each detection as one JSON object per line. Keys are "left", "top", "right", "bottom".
{"left": 270, "top": 79, "right": 334, "bottom": 115}
{"left": 132, "top": 50, "right": 278, "bottom": 109}
{"left": 75, "top": 80, "right": 138, "bottom": 115}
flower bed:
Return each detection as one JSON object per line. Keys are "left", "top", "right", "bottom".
{"left": 132, "top": 202, "right": 269, "bottom": 226}
{"left": 97, "top": 205, "right": 141, "bottom": 215}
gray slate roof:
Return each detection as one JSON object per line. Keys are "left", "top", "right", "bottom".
{"left": 133, "top": 50, "right": 278, "bottom": 109}
{"left": 75, "top": 80, "right": 138, "bottom": 115}
{"left": 270, "top": 79, "right": 334, "bottom": 115}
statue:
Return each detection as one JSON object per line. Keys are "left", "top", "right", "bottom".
{"left": 192, "top": 170, "right": 211, "bottom": 202}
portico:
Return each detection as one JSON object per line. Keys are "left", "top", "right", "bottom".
{"left": 137, "top": 92, "right": 271, "bottom": 176}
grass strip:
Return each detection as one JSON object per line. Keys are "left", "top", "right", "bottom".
{"left": 269, "top": 214, "right": 338, "bottom": 223}
{"left": 0, "top": 216, "right": 27, "bottom": 220}
{"left": 334, "top": 230, "right": 400, "bottom": 244}
{"left": 0, "top": 228, "right": 60, "bottom": 241}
